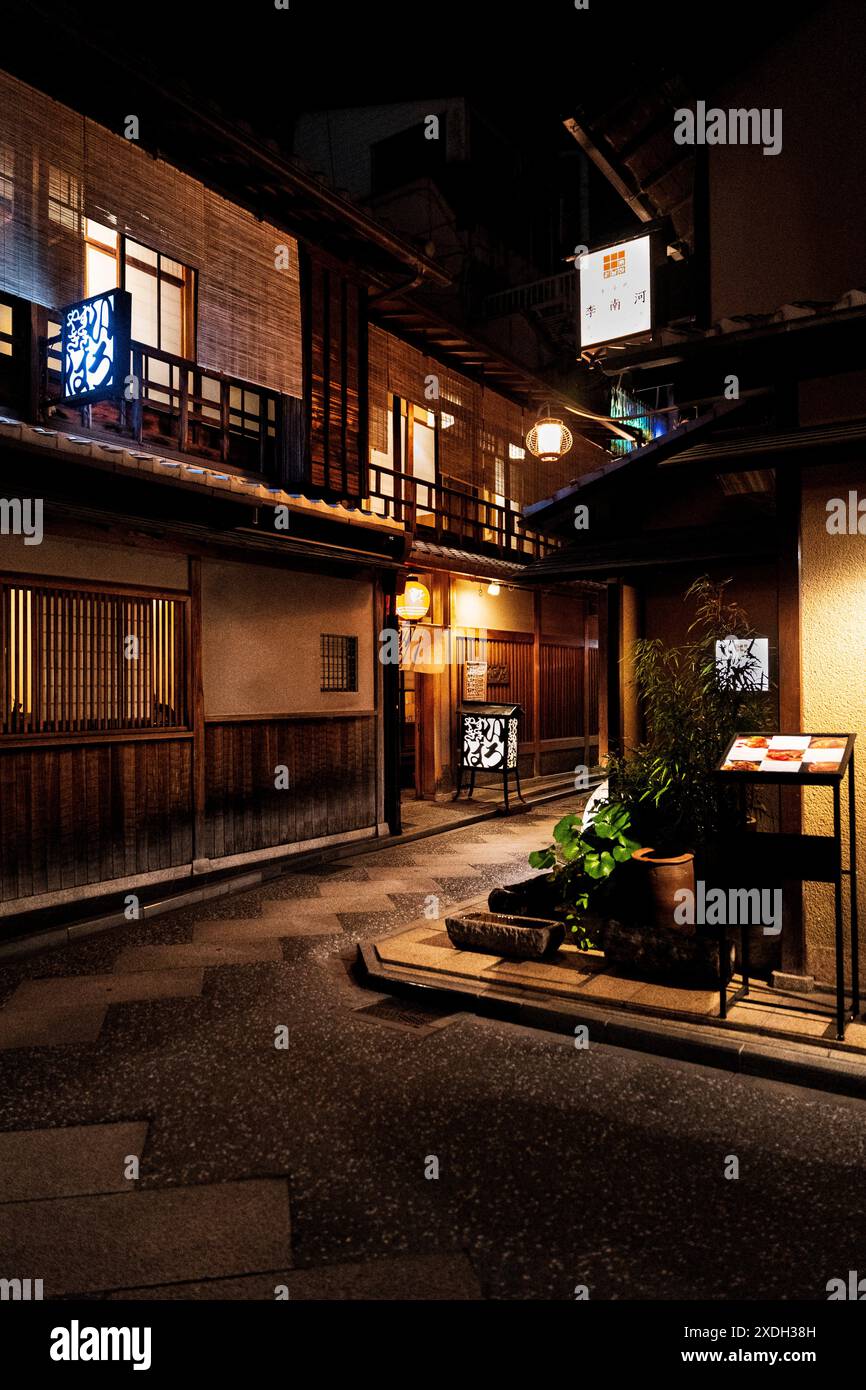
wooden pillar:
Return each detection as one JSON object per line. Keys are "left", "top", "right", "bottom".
{"left": 381, "top": 569, "right": 402, "bottom": 834}
{"left": 532, "top": 588, "right": 542, "bottom": 778}
{"left": 188, "top": 557, "right": 206, "bottom": 866}
{"left": 620, "top": 581, "right": 640, "bottom": 752}
{"left": 597, "top": 587, "right": 609, "bottom": 763}
{"left": 777, "top": 460, "right": 806, "bottom": 975}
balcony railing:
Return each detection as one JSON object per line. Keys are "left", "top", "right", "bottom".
{"left": 0, "top": 291, "right": 557, "bottom": 562}
{"left": 366, "top": 459, "right": 556, "bottom": 559}
{"left": 39, "top": 329, "right": 288, "bottom": 478}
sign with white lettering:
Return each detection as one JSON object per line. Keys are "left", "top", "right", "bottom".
{"left": 61, "top": 288, "right": 131, "bottom": 405}
{"left": 578, "top": 235, "right": 652, "bottom": 349}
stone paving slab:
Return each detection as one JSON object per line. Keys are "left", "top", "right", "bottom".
{"left": 359, "top": 863, "right": 485, "bottom": 881}
{"left": 106, "top": 1251, "right": 481, "bottom": 1300}
{"left": 0, "top": 1005, "right": 108, "bottom": 1050}
{"left": 262, "top": 895, "right": 398, "bottom": 916}
{"left": 0, "top": 1121, "right": 149, "bottom": 1203}
{"left": 193, "top": 914, "right": 344, "bottom": 944}
{"left": 0, "top": 1178, "right": 291, "bottom": 1297}
{"left": 113, "top": 942, "right": 282, "bottom": 973}
{"left": 312, "top": 877, "right": 441, "bottom": 896}
{"left": 4, "top": 969, "right": 205, "bottom": 1013}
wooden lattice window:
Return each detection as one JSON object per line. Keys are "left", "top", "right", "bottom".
{"left": 0, "top": 578, "right": 188, "bottom": 736}
{"left": 320, "top": 633, "right": 357, "bottom": 693}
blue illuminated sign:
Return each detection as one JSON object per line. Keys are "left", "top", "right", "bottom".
{"left": 60, "top": 288, "right": 131, "bottom": 405}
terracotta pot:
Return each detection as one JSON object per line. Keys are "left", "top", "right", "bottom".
{"left": 631, "top": 847, "right": 696, "bottom": 935}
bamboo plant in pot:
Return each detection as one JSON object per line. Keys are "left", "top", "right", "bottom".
{"left": 606, "top": 577, "right": 770, "bottom": 933}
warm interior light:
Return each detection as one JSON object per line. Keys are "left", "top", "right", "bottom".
{"left": 487, "top": 581, "right": 500, "bottom": 596}
{"left": 396, "top": 573, "right": 430, "bottom": 621}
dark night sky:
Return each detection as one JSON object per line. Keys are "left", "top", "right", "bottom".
{"left": 7, "top": 0, "right": 807, "bottom": 155}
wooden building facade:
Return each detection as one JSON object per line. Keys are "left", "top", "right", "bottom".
{"left": 0, "top": 70, "right": 602, "bottom": 925}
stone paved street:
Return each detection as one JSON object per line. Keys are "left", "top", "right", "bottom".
{"left": 1, "top": 800, "right": 865, "bottom": 1300}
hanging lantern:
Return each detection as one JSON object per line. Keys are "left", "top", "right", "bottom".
{"left": 525, "top": 403, "right": 573, "bottom": 463}
{"left": 487, "top": 581, "right": 500, "bottom": 596}
{"left": 396, "top": 573, "right": 430, "bottom": 621}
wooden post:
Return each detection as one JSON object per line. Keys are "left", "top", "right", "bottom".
{"left": 532, "top": 588, "right": 542, "bottom": 779}
{"left": 777, "top": 460, "right": 805, "bottom": 975}
{"left": 381, "top": 569, "right": 401, "bottom": 834}
{"left": 188, "top": 557, "right": 206, "bottom": 866}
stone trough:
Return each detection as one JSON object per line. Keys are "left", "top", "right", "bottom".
{"left": 445, "top": 911, "right": 565, "bottom": 961}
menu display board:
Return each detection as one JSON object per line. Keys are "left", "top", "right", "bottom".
{"left": 718, "top": 733, "right": 855, "bottom": 781}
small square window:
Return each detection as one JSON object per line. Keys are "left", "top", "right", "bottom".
{"left": 321, "top": 634, "right": 358, "bottom": 692}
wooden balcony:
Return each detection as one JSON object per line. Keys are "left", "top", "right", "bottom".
{"left": 366, "top": 459, "right": 557, "bottom": 560}
{"left": 0, "top": 290, "right": 556, "bottom": 562}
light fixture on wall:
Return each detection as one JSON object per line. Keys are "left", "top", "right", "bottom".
{"left": 396, "top": 573, "right": 430, "bottom": 621}
{"left": 525, "top": 403, "right": 573, "bottom": 463}
{"left": 487, "top": 581, "right": 500, "bottom": 596}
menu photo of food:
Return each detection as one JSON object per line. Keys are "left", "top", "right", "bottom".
{"left": 722, "top": 733, "right": 850, "bottom": 775}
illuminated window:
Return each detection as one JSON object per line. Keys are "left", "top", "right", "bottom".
{"left": 83, "top": 222, "right": 196, "bottom": 359}
{"left": 1, "top": 581, "right": 187, "bottom": 735}
{"left": 125, "top": 240, "right": 195, "bottom": 357}
{"left": 0, "top": 302, "right": 12, "bottom": 359}
{"left": 84, "top": 219, "right": 120, "bottom": 300}
{"left": 0, "top": 145, "right": 13, "bottom": 230}
{"left": 48, "top": 166, "right": 82, "bottom": 231}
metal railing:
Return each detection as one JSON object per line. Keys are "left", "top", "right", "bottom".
{"left": 482, "top": 271, "right": 577, "bottom": 322}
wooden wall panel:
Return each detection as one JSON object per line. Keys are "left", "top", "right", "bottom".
{"left": 0, "top": 737, "right": 193, "bottom": 904}
{"left": 204, "top": 714, "right": 376, "bottom": 859}
{"left": 540, "top": 643, "right": 585, "bottom": 741}
{"left": 304, "top": 250, "right": 364, "bottom": 498}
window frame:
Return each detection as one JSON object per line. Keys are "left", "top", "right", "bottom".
{"left": 0, "top": 571, "right": 192, "bottom": 743}
{"left": 83, "top": 223, "right": 198, "bottom": 361}
{"left": 320, "top": 632, "right": 358, "bottom": 694}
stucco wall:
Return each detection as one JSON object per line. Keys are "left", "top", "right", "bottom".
{"left": 0, "top": 534, "right": 188, "bottom": 590}
{"left": 452, "top": 577, "right": 533, "bottom": 633}
{"left": 202, "top": 561, "right": 374, "bottom": 717}
{"left": 801, "top": 465, "right": 866, "bottom": 986}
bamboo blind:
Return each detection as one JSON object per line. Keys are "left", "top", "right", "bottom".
{"left": 368, "top": 325, "right": 602, "bottom": 507}
{"left": 0, "top": 70, "right": 302, "bottom": 398}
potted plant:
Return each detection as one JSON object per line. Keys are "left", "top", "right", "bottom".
{"left": 526, "top": 801, "right": 641, "bottom": 950}
{"left": 606, "top": 576, "right": 770, "bottom": 933}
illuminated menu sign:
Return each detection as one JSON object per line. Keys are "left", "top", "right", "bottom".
{"left": 578, "top": 235, "right": 652, "bottom": 349}
{"left": 719, "top": 733, "right": 854, "bottom": 779}
{"left": 61, "top": 288, "right": 131, "bottom": 405}
{"left": 460, "top": 705, "right": 521, "bottom": 772}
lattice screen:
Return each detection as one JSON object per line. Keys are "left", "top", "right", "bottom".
{"left": 0, "top": 70, "right": 302, "bottom": 398}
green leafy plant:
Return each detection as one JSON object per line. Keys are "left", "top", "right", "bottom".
{"left": 606, "top": 576, "right": 771, "bottom": 855}
{"left": 529, "top": 802, "right": 640, "bottom": 948}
